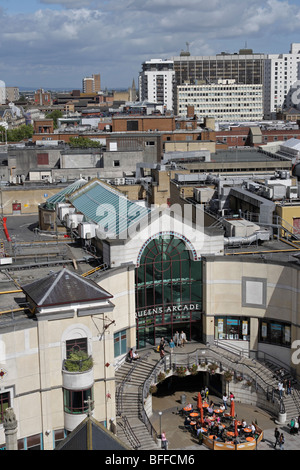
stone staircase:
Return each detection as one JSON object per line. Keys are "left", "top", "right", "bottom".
{"left": 259, "top": 358, "right": 300, "bottom": 421}
{"left": 115, "top": 352, "right": 160, "bottom": 450}
{"left": 114, "top": 343, "right": 300, "bottom": 449}
{"left": 209, "top": 344, "right": 300, "bottom": 421}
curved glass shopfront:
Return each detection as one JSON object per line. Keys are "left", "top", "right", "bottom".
{"left": 135, "top": 235, "right": 203, "bottom": 349}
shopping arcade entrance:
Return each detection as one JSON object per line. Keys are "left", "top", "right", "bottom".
{"left": 135, "top": 234, "right": 203, "bottom": 349}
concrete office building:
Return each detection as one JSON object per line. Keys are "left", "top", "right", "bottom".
{"left": 172, "top": 49, "right": 265, "bottom": 86}
{"left": 5, "top": 87, "right": 19, "bottom": 104}
{"left": 0, "top": 80, "right": 6, "bottom": 105}
{"left": 138, "top": 59, "right": 175, "bottom": 112}
{"left": 143, "top": 44, "right": 300, "bottom": 118}
{"left": 264, "top": 43, "right": 300, "bottom": 119}
{"left": 139, "top": 51, "right": 265, "bottom": 114}
{"left": 82, "top": 74, "right": 101, "bottom": 94}
{"left": 177, "top": 80, "right": 263, "bottom": 122}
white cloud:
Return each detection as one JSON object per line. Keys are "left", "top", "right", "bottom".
{"left": 1, "top": 0, "right": 300, "bottom": 88}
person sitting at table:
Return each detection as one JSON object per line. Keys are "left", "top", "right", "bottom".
{"left": 205, "top": 418, "right": 213, "bottom": 430}
{"left": 250, "top": 423, "right": 256, "bottom": 435}
{"left": 219, "top": 404, "right": 225, "bottom": 413}
{"left": 241, "top": 419, "right": 247, "bottom": 429}
{"left": 184, "top": 416, "right": 191, "bottom": 426}
{"left": 217, "top": 423, "right": 224, "bottom": 437}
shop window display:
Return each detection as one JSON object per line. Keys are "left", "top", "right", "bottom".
{"left": 215, "top": 317, "right": 250, "bottom": 341}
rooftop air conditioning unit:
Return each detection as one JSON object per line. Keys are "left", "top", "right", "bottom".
{"left": 66, "top": 213, "right": 84, "bottom": 229}
{"left": 114, "top": 177, "right": 125, "bottom": 185}
{"left": 78, "top": 222, "right": 97, "bottom": 239}
{"left": 287, "top": 186, "right": 298, "bottom": 199}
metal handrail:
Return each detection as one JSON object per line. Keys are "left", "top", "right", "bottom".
{"left": 257, "top": 350, "right": 300, "bottom": 384}
{"left": 138, "top": 384, "right": 159, "bottom": 443}
{"left": 119, "top": 416, "right": 141, "bottom": 450}
{"left": 116, "top": 351, "right": 151, "bottom": 417}
{"left": 142, "top": 345, "right": 284, "bottom": 414}
{"left": 135, "top": 343, "right": 300, "bottom": 449}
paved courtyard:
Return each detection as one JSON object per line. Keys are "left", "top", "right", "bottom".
{"left": 150, "top": 376, "right": 300, "bottom": 451}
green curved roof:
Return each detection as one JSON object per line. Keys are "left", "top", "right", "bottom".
{"left": 45, "top": 179, "right": 88, "bottom": 210}
{"left": 69, "top": 179, "right": 150, "bottom": 238}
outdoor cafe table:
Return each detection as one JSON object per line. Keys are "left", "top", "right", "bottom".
{"left": 246, "top": 437, "right": 255, "bottom": 442}
{"left": 214, "top": 409, "right": 223, "bottom": 414}
{"left": 244, "top": 428, "right": 252, "bottom": 434}
{"left": 190, "top": 412, "right": 199, "bottom": 418}
{"left": 183, "top": 406, "right": 193, "bottom": 411}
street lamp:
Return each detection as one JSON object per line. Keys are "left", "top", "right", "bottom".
{"left": 158, "top": 411, "right": 162, "bottom": 438}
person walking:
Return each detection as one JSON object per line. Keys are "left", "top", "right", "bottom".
{"left": 174, "top": 331, "right": 180, "bottom": 347}
{"left": 222, "top": 393, "right": 228, "bottom": 410}
{"left": 287, "top": 379, "right": 292, "bottom": 395}
{"left": 180, "top": 331, "right": 186, "bottom": 347}
{"left": 274, "top": 427, "right": 280, "bottom": 449}
{"left": 161, "top": 431, "right": 168, "bottom": 450}
{"left": 279, "top": 433, "right": 285, "bottom": 450}
{"left": 278, "top": 381, "right": 284, "bottom": 399}
{"left": 169, "top": 338, "right": 175, "bottom": 358}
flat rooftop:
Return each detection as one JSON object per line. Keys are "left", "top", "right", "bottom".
{"left": 0, "top": 215, "right": 100, "bottom": 327}
{"left": 212, "top": 149, "right": 288, "bottom": 163}
{"left": 223, "top": 237, "right": 300, "bottom": 265}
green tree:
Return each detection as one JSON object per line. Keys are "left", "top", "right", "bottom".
{"left": 45, "top": 110, "right": 63, "bottom": 129}
{"left": 68, "top": 136, "right": 102, "bottom": 148}
{"left": 6, "top": 124, "right": 34, "bottom": 142}
{"left": 0, "top": 126, "right": 7, "bottom": 142}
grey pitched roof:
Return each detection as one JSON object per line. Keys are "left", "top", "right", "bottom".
{"left": 55, "top": 415, "right": 130, "bottom": 451}
{"left": 21, "top": 268, "right": 112, "bottom": 308}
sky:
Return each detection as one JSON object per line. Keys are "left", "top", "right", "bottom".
{"left": 1, "top": 0, "right": 300, "bottom": 91}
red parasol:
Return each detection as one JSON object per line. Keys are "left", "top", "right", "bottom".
{"left": 197, "top": 392, "right": 203, "bottom": 410}
{"left": 200, "top": 405, "right": 204, "bottom": 425}
{"left": 230, "top": 400, "right": 235, "bottom": 418}
{"left": 234, "top": 419, "right": 238, "bottom": 437}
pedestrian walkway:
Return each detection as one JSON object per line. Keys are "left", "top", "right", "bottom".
{"left": 150, "top": 383, "right": 300, "bottom": 450}
{"left": 147, "top": 340, "right": 300, "bottom": 451}
{"left": 116, "top": 340, "right": 300, "bottom": 451}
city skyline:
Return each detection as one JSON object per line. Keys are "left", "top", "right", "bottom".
{"left": 1, "top": 0, "right": 300, "bottom": 90}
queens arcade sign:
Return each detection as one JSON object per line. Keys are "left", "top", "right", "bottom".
{"left": 136, "top": 303, "right": 201, "bottom": 319}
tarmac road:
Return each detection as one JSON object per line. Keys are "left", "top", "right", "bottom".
{"left": 2, "top": 214, "right": 39, "bottom": 243}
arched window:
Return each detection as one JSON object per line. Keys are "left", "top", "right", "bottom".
{"left": 135, "top": 235, "right": 202, "bottom": 348}
{"left": 136, "top": 235, "right": 201, "bottom": 310}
